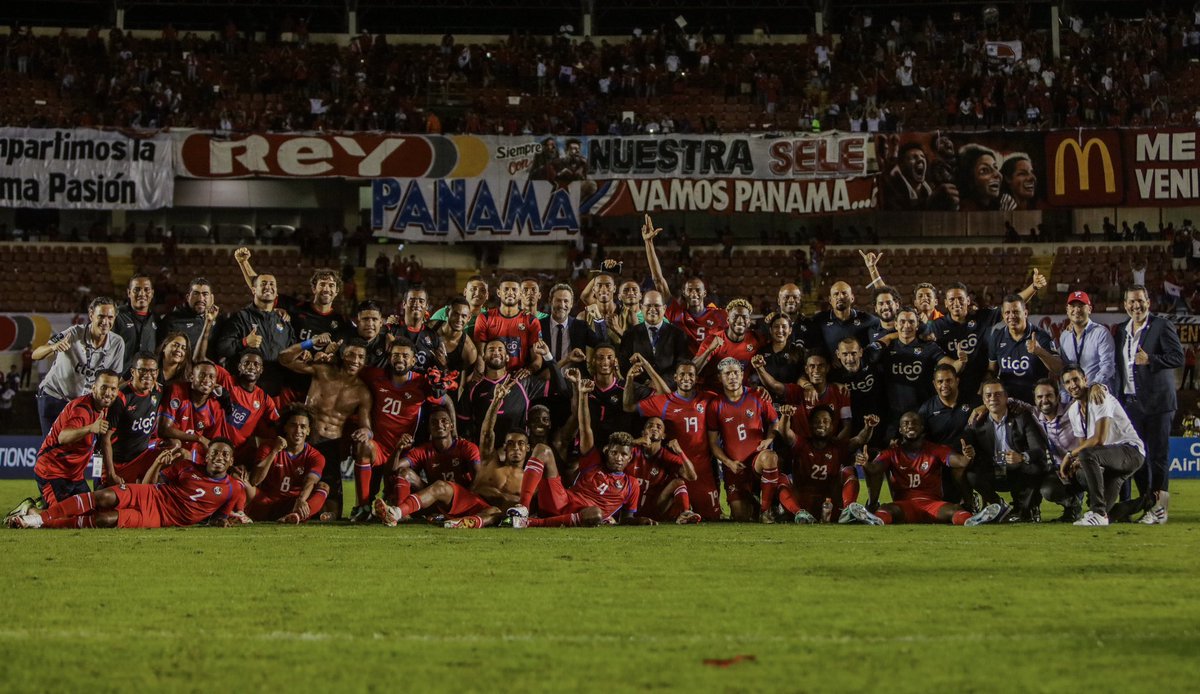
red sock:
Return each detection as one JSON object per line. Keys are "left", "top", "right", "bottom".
{"left": 668, "top": 484, "right": 692, "bottom": 516}
{"left": 44, "top": 515, "right": 94, "bottom": 529}
{"left": 519, "top": 458, "right": 545, "bottom": 508}
{"left": 875, "top": 509, "right": 894, "bottom": 525}
{"left": 952, "top": 510, "right": 972, "bottom": 526}
{"left": 42, "top": 492, "right": 94, "bottom": 523}
{"left": 399, "top": 495, "right": 423, "bottom": 517}
{"left": 759, "top": 468, "right": 779, "bottom": 513}
{"left": 777, "top": 484, "right": 801, "bottom": 514}
{"left": 390, "top": 475, "right": 411, "bottom": 505}
{"left": 841, "top": 467, "right": 860, "bottom": 507}
{"left": 305, "top": 488, "right": 328, "bottom": 520}
{"left": 528, "top": 512, "right": 580, "bottom": 527}
{"left": 354, "top": 464, "right": 373, "bottom": 505}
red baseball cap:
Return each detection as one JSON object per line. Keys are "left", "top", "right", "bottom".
{"left": 1067, "top": 290, "right": 1091, "bottom": 306}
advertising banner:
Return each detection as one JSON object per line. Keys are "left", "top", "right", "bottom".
{"left": 1168, "top": 438, "right": 1200, "bottom": 479}
{"left": 0, "top": 436, "right": 40, "bottom": 480}
{"left": 0, "top": 128, "right": 173, "bottom": 209}
{"left": 1122, "top": 127, "right": 1200, "bottom": 207}
{"left": 0, "top": 313, "right": 79, "bottom": 353}
{"left": 1044, "top": 130, "right": 1124, "bottom": 207}
{"left": 877, "top": 131, "right": 1044, "bottom": 211}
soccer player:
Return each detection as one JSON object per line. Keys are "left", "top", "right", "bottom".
{"left": 430, "top": 275, "right": 489, "bottom": 335}
{"left": 215, "top": 349, "right": 278, "bottom": 466}
{"left": 473, "top": 274, "right": 543, "bottom": 370}
{"left": 508, "top": 378, "right": 653, "bottom": 528}
{"left": 585, "top": 344, "right": 644, "bottom": 444}
{"left": 373, "top": 408, "right": 499, "bottom": 528}
{"left": 390, "top": 288, "right": 446, "bottom": 374}
{"left": 777, "top": 406, "right": 879, "bottom": 523}
{"left": 643, "top": 214, "right": 726, "bottom": 352}
{"left": 242, "top": 405, "right": 329, "bottom": 523}
{"left": 158, "top": 360, "right": 229, "bottom": 456}
{"left": 986, "top": 294, "right": 1062, "bottom": 404}
{"left": 9, "top": 440, "right": 245, "bottom": 529}
{"left": 472, "top": 378, "right": 532, "bottom": 509}
{"left": 32, "top": 296, "right": 124, "bottom": 435}
{"left": 843, "top": 412, "right": 1002, "bottom": 526}
{"left": 693, "top": 299, "right": 765, "bottom": 388}
{"left": 113, "top": 274, "right": 158, "bottom": 372}
{"left": 628, "top": 417, "right": 701, "bottom": 524}
{"left": 352, "top": 300, "right": 394, "bottom": 369}
{"left": 457, "top": 338, "right": 558, "bottom": 442}
{"left": 352, "top": 337, "right": 446, "bottom": 520}
{"left": 100, "top": 353, "right": 165, "bottom": 487}
{"left": 756, "top": 352, "right": 852, "bottom": 441}
{"left": 707, "top": 358, "right": 780, "bottom": 522}
{"left": 869, "top": 285, "right": 902, "bottom": 343}
{"left": 28, "top": 370, "right": 121, "bottom": 505}
{"left": 520, "top": 277, "right": 548, "bottom": 320}
{"left": 278, "top": 337, "right": 373, "bottom": 520}
{"left": 1056, "top": 366, "right": 1148, "bottom": 526}
{"left": 626, "top": 360, "right": 721, "bottom": 520}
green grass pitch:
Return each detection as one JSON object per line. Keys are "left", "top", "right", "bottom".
{"left": 1, "top": 479, "right": 1198, "bottom": 692}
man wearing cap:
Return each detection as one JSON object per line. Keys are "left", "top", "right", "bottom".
{"left": 1056, "top": 290, "right": 1116, "bottom": 395}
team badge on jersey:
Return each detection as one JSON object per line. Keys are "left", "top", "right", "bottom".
{"left": 696, "top": 403, "right": 706, "bottom": 413}
{"left": 745, "top": 409, "right": 755, "bottom": 418}
{"left": 919, "top": 461, "right": 930, "bottom": 473}
{"left": 214, "top": 486, "right": 223, "bottom": 495}
{"left": 170, "top": 398, "right": 181, "bottom": 409}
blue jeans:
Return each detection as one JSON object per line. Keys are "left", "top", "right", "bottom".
{"left": 36, "top": 391, "right": 69, "bottom": 437}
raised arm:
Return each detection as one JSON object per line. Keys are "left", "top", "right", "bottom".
{"left": 194, "top": 304, "right": 221, "bottom": 362}
{"left": 478, "top": 377, "right": 514, "bottom": 459}
{"left": 641, "top": 214, "right": 672, "bottom": 301}
{"left": 859, "top": 249, "right": 885, "bottom": 289}
{"left": 847, "top": 414, "right": 880, "bottom": 449}
{"left": 750, "top": 353, "right": 788, "bottom": 397}
{"left": 576, "top": 376, "right": 595, "bottom": 455}
{"left": 1016, "top": 268, "right": 1047, "bottom": 304}
{"left": 251, "top": 437, "right": 286, "bottom": 486}
{"left": 32, "top": 327, "right": 75, "bottom": 361}
{"left": 233, "top": 247, "right": 258, "bottom": 292}
{"left": 692, "top": 333, "right": 724, "bottom": 372}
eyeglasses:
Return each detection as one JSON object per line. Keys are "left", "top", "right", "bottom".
{"left": 134, "top": 367, "right": 160, "bottom": 374}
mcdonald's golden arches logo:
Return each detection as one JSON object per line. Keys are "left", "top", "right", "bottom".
{"left": 1047, "top": 131, "right": 1122, "bottom": 205}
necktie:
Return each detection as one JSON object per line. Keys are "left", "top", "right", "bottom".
{"left": 649, "top": 325, "right": 659, "bottom": 351}
{"left": 555, "top": 324, "right": 565, "bottom": 361}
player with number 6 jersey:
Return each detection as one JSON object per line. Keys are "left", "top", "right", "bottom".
{"left": 706, "top": 358, "right": 780, "bottom": 522}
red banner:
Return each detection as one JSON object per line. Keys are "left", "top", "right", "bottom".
{"left": 1044, "top": 130, "right": 1124, "bottom": 207}
{"left": 1123, "top": 127, "right": 1200, "bottom": 207}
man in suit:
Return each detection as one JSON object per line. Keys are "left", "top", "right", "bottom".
{"left": 961, "top": 378, "right": 1050, "bottom": 521}
{"left": 539, "top": 283, "right": 605, "bottom": 370}
{"left": 1113, "top": 285, "right": 1183, "bottom": 523}
{"left": 618, "top": 290, "right": 689, "bottom": 384}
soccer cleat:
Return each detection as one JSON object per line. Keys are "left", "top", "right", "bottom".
{"left": 33, "top": 497, "right": 47, "bottom": 511}
{"left": 227, "top": 511, "right": 253, "bottom": 525}
{"left": 7, "top": 511, "right": 42, "bottom": 529}
{"left": 372, "top": 498, "right": 402, "bottom": 527}
{"left": 794, "top": 509, "right": 816, "bottom": 524}
{"left": 759, "top": 511, "right": 776, "bottom": 525}
{"left": 965, "top": 503, "right": 1003, "bottom": 526}
{"left": 842, "top": 503, "right": 884, "bottom": 526}
{"left": 444, "top": 516, "right": 482, "bottom": 529}
{"left": 278, "top": 512, "right": 303, "bottom": 524}
{"left": 1073, "top": 511, "right": 1110, "bottom": 527}
{"left": 348, "top": 505, "right": 373, "bottom": 523}
{"left": 509, "top": 514, "right": 528, "bottom": 529}
{"left": 5, "top": 497, "right": 36, "bottom": 522}
{"left": 836, "top": 506, "right": 856, "bottom": 524}
{"left": 507, "top": 504, "right": 529, "bottom": 519}
{"left": 674, "top": 509, "right": 702, "bottom": 525}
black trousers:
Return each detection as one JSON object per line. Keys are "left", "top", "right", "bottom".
{"left": 965, "top": 461, "right": 1046, "bottom": 512}
{"left": 1120, "top": 396, "right": 1172, "bottom": 494}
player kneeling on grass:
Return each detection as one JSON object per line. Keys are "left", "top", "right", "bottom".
{"left": 239, "top": 405, "right": 329, "bottom": 524}
{"left": 842, "top": 412, "right": 1002, "bottom": 526}
{"left": 775, "top": 406, "right": 879, "bottom": 523}
{"left": 628, "top": 416, "right": 702, "bottom": 524}
{"left": 8, "top": 439, "right": 246, "bottom": 529}
{"left": 507, "top": 376, "right": 654, "bottom": 527}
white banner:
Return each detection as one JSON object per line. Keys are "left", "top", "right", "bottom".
{"left": 0, "top": 128, "right": 174, "bottom": 209}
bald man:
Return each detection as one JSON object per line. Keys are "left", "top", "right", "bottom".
{"left": 617, "top": 290, "right": 690, "bottom": 380}
{"left": 766, "top": 283, "right": 808, "bottom": 349}
{"left": 807, "top": 281, "right": 881, "bottom": 358}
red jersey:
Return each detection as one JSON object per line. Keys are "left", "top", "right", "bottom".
{"left": 637, "top": 392, "right": 712, "bottom": 469}
{"left": 875, "top": 442, "right": 953, "bottom": 501}
{"left": 216, "top": 365, "right": 277, "bottom": 448}
{"left": 791, "top": 438, "right": 850, "bottom": 498}
{"left": 35, "top": 395, "right": 107, "bottom": 481}
{"left": 155, "top": 461, "right": 245, "bottom": 526}
{"left": 360, "top": 367, "right": 441, "bottom": 459}
{"left": 473, "top": 308, "right": 541, "bottom": 369}
{"left": 404, "top": 438, "right": 482, "bottom": 488}
{"left": 666, "top": 299, "right": 727, "bottom": 352}
{"left": 696, "top": 331, "right": 765, "bottom": 386}
{"left": 255, "top": 443, "right": 325, "bottom": 498}
{"left": 159, "top": 383, "right": 228, "bottom": 455}
{"left": 627, "top": 444, "right": 688, "bottom": 494}
{"left": 783, "top": 384, "right": 852, "bottom": 440}
{"left": 706, "top": 388, "right": 778, "bottom": 462}
{"left": 570, "top": 449, "right": 641, "bottom": 518}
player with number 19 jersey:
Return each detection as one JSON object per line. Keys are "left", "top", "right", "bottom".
{"left": 637, "top": 391, "right": 718, "bottom": 519}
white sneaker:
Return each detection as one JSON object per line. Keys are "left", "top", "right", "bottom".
{"left": 1139, "top": 506, "right": 1167, "bottom": 525}
{"left": 507, "top": 504, "right": 529, "bottom": 519}
{"left": 793, "top": 509, "right": 816, "bottom": 524}
{"left": 510, "top": 514, "right": 528, "bottom": 529}
{"left": 843, "top": 502, "right": 884, "bottom": 526}
{"left": 372, "top": 498, "right": 402, "bottom": 527}
{"left": 1073, "top": 511, "right": 1110, "bottom": 527}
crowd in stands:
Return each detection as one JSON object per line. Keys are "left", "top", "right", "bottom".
{"left": 3, "top": 6, "right": 1200, "bottom": 134}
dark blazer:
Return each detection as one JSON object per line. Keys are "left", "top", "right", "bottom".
{"left": 1114, "top": 314, "right": 1184, "bottom": 414}
{"left": 539, "top": 315, "right": 604, "bottom": 361}
{"left": 962, "top": 408, "right": 1049, "bottom": 474}
{"left": 618, "top": 320, "right": 689, "bottom": 380}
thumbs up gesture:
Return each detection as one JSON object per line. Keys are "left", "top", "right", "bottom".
{"left": 244, "top": 323, "right": 263, "bottom": 349}
{"left": 1135, "top": 347, "right": 1150, "bottom": 366}
{"left": 960, "top": 438, "right": 975, "bottom": 461}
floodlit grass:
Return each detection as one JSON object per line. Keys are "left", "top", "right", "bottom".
{"left": 1, "top": 480, "right": 1198, "bottom": 692}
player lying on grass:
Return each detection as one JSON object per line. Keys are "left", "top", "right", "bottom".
{"left": 842, "top": 411, "right": 1003, "bottom": 526}
{"left": 238, "top": 405, "right": 329, "bottom": 524}
{"left": 372, "top": 408, "right": 503, "bottom": 529}
{"left": 507, "top": 374, "right": 655, "bottom": 527}
{"left": 8, "top": 439, "right": 245, "bottom": 529}
{"left": 775, "top": 405, "right": 879, "bottom": 523}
